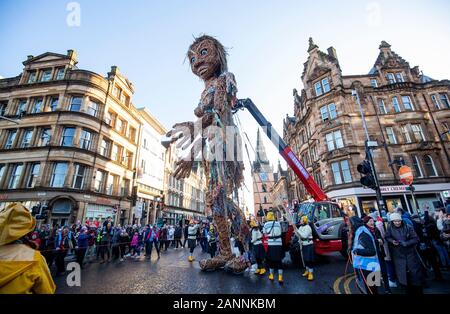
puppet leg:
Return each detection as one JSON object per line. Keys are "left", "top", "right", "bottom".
{"left": 199, "top": 187, "right": 233, "bottom": 271}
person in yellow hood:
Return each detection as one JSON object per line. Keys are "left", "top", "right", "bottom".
{"left": 0, "top": 202, "right": 56, "bottom": 294}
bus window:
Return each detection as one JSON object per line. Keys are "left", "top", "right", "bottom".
{"left": 317, "top": 203, "right": 330, "bottom": 220}
{"left": 330, "top": 204, "right": 342, "bottom": 218}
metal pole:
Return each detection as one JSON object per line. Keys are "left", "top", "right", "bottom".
{"left": 409, "top": 185, "right": 419, "bottom": 215}
{"left": 353, "top": 90, "right": 387, "bottom": 216}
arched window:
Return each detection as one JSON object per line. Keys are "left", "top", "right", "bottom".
{"left": 423, "top": 155, "right": 437, "bottom": 177}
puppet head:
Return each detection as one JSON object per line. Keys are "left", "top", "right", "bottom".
{"left": 187, "top": 35, "right": 228, "bottom": 81}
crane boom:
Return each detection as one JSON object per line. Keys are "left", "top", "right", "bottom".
{"left": 234, "top": 98, "right": 328, "bottom": 202}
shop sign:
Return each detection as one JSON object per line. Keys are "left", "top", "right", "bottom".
{"left": 134, "top": 201, "right": 143, "bottom": 219}
{"left": 0, "top": 194, "right": 8, "bottom": 200}
{"left": 380, "top": 185, "right": 407, "bottom": 193}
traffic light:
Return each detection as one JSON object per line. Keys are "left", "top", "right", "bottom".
{"left": 357, "top": 160, "right": 377, "bottom": 190}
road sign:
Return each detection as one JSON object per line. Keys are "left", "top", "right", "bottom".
{"left": 443, "top": 191, "right": 450, "bottom": 198}
{"left": 398, "top": 165, "right": 414, "bottom": 186}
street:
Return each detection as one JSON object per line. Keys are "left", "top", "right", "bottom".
{"left": 54, "top": 248, "right": 355, "bottom": 294}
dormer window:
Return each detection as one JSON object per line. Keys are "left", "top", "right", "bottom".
{"left": 314, "top": 77, "right": 331, "bottom": 96}
{"left": 386, "top": 72, "right": 404, "bottom": 84}
{"left": 41, "top": 69, "right": 52, "bottom": 82}
{"left": 56, "top": 68, "right": 65, "bottom": 80}
{"left": 395, "top": 73, "right": 404, "bottom": 83}
{"left": 27, "top": 71, "right": 37, "bottom": 83}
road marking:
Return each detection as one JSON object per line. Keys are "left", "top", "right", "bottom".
{"left": 344, "top": 275, "right": 356, "bottom": 294}
{"left": 333, "top": 273, "right": 353, "bottom": 294}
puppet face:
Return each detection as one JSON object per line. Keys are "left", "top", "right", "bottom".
{"left": 189, "top": 39, "right": 221, "bottom": 81}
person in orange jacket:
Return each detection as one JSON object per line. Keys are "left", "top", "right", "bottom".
{"left": 0, "top": 202, "right": 56, "bottom": 294}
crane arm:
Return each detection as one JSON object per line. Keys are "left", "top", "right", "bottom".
{"left": 233, "top": 98, "right": 328, "bottom": 202}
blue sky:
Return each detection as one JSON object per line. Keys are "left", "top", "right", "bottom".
{"left": 1, "top": 0, "right": 449, "bottom": 210}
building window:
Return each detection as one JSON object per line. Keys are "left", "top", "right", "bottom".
{"left": 120, "top": 178, "right": 130, "bottom": 196}
{"left": 27, "top": 163, "right": 40, "bottom": 188}
{"left": 50, "top": 162, "right": 68, "bottom": 187}
{"left": 27, "top": 71, "right": 36, "bottom": 83}
{"left": 16, "top": 100, "right": 27, "bottom": 115}
{"left": 392, "top": 96, "right": 401, "bottom": 113}
{"left": 70, "top": 97, "right": 82, "bottom": 111}
{"left": 50, "top": 97, "right": 58, "bottom": 112}
{"left": 325, "top": 130, "right": 344, "bottom": 151}
{"left": 31, "top": 98, "right": 43, "bottom": 114}
{"left": 320, "top": 103, "right": 337, "bottom": 121}
{"left": 100, "top": 138, "right": 111, "bottom": 157}
{"left": 61, "top": 127, "right": 76, "bottom": 146}
{"left": 439, "top": 93, "right": 450, "bottom": 109}
{"left": 87, "top": 100, "right": 99, "bottom": 117}
{"left": 94, "top": 170, "right": 106, "bottom": 193}
{"left": 5, "top": 130, "right": 17, "bottom": 149}
{"left": 41, "top": 69, "right": 52, "bottom": 82}
{"left": 106, "top": 174, "right": 117, "bottom": 195}
{"left": 411, "top": 155, "right": 423, "bottom": 178}
{"left": 0, "top": 103, "right": 6, "bottom": 116}
{"left": 331, "top": 160, "right": 352, "bottom": 185}
{"left": 377, "top": 99, "right": 387, "bottom": 114}
{"left": 0, "top": 164, "right": 5, "bottom": 183}
{"left": 401, "top": 96, "right": 414, "bottom": 111}
{"left": 423, "top": 155, "right": 437, "bottom": 177}
{"left": 431, "top": 94, "right": 440, "bottom": 110}
{"left": 385, "top": 127, "right": 397, "bottom": 144}
{"left": 262, "top": 184, "right": 267, "bottom": 192}
{"left": 129, "top": 127, "right": 136, "bottom": 142}
{"left": 111, "top": 144, "right": 120, "bottom": 162}
{"left": 314, "top": 171, "right": 323, "bottom": 188}
{"left": 113, "top": 85, "right": 121, "bottom": 99}
{"left": 8, "top": 164, "right": 24, "bottom": 189}
{"left": 72, "top": 164, "right": 87, "bottom": 189}
{"left": 370, "top": 79, "right": 378, "bottom": 88}
{"left": 395, "top": 73, "right": 404, "bottom": 83}
{"left": 442, "top": 122, "right": 450, "bottom": 140}
{"left": 411, "top": 124, "right": 425, "bottom": 142}
{"left": 39, "top": 128, "right": 51, "bottom": 146}
{"left": 401, "top": 125, "right": 412, "bottom": 143}
{"left": 263, "top": 196, "right": 268, "bottom": 204}
{"left": 314, "top": 77, "right": 330, "bottom": 96}
{"left": 56, "top": 68, "right": 65, "bottom": 80}
{"left": 386, "top": 73, "right": 395, "bottom": 84}
{"left": 79, "top": 129, "right": 93, "bottom": 150}
{"left": 21, "top": 129, "right": 33, "bottom": 148}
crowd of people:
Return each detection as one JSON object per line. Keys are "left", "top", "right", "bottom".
{"left": 349, "top": 200, "right": 450, "bottom": 295}
{"left": 1, "top": 199, "right": 449, "bottom": 294}
{"left": 27, "top": 216, "right": 223, "bottom": 277}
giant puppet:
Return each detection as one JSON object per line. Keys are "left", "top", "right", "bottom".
{"left": 166, "top": 35, "right": 250, "bottom": 272}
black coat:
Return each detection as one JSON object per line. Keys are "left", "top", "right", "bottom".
{"left": 385, "top": 222, "right": 423, "bottom": 286}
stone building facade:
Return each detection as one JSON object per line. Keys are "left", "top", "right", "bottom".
{"left": 135, "top": 107, "right": 166, "bottom": 226}
{"left": 283, "top": 39, "right": 450, "bottom": 216}
{"left": 162, "top": 141, "right": 207, "bottom": 226}
{"left": 0, "top": 50, "right": 141, "bottom": 226}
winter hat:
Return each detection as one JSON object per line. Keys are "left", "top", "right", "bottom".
{"left": 390, "top": 212, "right": 402, "bottom": 221}
{"left": 363, "top": 215, "right": 373, "bottom": 224}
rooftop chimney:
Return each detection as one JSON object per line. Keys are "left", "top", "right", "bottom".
{"left": 327, "top": 47, "right": 338, "bottom": 60}
{"left": 27, "top": 55, "right": 34, "bottom": 60}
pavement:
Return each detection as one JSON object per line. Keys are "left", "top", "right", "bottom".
{"left": 53, "top": 247, "right": 450, "bottom": 294}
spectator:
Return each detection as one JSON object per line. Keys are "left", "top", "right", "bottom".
{"left": 119, "top": 229, "right": 130, "bottom": 261}
{"left": 183, "top": 221, "right": 189, "bottom": 248}
{"left": 174, "top": 222, "right": 183, "bottom": 249}
{"left": 385, "top": 212, "right": 424, "bottom": 294}
{"left": 168, "top": 225, "right": 175, "bottom": 248}
{"left": 144, "top": 225, "right": 160, "bottom": 260}
{"left": 0, "top": 203, "right": 55, "bottom": 293}
{"left": 75, "top": 226, "right": 90, "bottom": 269}
{"left": 55, "top": 227, "right": 74, "bottom": 276}
{"left": 100, "top": 223, "right": 113, "bottom": 263}
{"left": 350, "top": 216, "right": 379, "bottom": 294}
{"left": 207, "top": 225, "right": 218, "bottom": 258}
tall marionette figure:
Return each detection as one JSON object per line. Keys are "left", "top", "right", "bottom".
{"left": 166, "top": 35, "right": 250, "bottom": 272}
